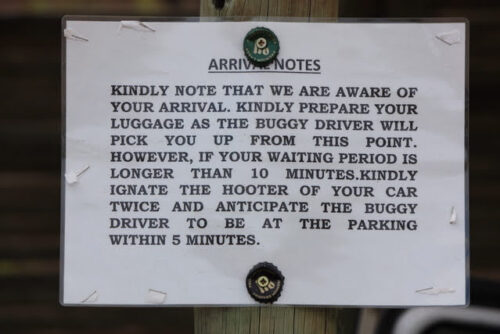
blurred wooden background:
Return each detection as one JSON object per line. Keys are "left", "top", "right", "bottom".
{"left": 0, "top": 0, "right": 498, "bottom": 333}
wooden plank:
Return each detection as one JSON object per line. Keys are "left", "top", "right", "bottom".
{"left": 194, "top": 307, "right": 260, "bottom": 334}
{"left": 195, "top": 307, "right": 359, "bottom": 334}
{"left": 201, "top": 0, "right": 338, "bottom": 17}
{"left": 0, "top": 121, "right": 60, "bottom": 170}
{"left": 196, "top": 1, "right": 357, "bottom": 333}
{"left": 259, "top": 307, "right": 294, "bottom": 334}
{"left": 0, "top": 172, "right": 59, "bottom": 211}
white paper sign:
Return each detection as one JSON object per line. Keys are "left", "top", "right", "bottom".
{"left": 62, "top": 18, "right": 468, "bottom": 306}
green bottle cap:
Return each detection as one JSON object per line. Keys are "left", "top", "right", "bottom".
{"left": 243, "top": 27, "right": 279, "bottom": 67}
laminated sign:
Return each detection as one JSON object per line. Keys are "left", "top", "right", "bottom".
{"left": 61, "top": 17, "right": 468, "bottom": 306}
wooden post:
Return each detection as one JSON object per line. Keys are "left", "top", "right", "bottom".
{"left": 201, "top": 0, "right": 339, "bottom": 18}
{"left": 196, "top": 1, "right": 357, "bottom": 333}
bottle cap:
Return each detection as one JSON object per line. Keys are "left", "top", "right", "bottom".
{"left": 243, "top": 27, "right": 279, "bottom": 67}
{"left": 246, "top": 262, "right": 284, "bottom": 303}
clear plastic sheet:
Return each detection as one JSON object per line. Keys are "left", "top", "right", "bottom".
{"left": 61, "top": 16, "right": 469, "bottom": 307}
